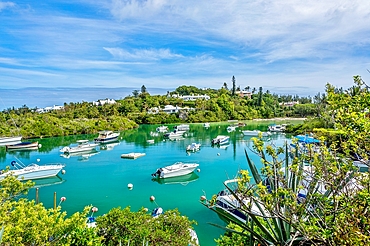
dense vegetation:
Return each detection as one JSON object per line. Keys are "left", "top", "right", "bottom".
{"left": 2, "top": 76, "right": 368, "bottom": 245}
{"left": 1, "top": 80, "right": 323, "bottom": 139}
{"left": 211, "top": 75, "right": 370, "bottom": 245}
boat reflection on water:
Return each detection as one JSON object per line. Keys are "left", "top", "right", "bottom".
{"left": 60, "top": 150, "right": 99, "bottom": 161}
{"left": 29, "top": 175, "right": 66, "bottom": 188}
{"left": 99, "top": 141, "right": 120, "bottom": 151}
{"left": 152, "top": 172, "right": 199, "bottom": 185}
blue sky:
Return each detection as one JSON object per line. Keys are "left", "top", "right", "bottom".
{"left": 1, "top": 0, "right": 370, "bottom": 96}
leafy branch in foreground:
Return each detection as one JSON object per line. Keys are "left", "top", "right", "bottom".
{"left": 204, "top": 76, "right": 370, "bottom": 245}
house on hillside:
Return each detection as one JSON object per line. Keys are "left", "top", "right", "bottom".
{"left": 36, "top": 105, "right": 64, "bottom": 113}
{"left": 147, "top": 105, "right": 195, "bottom": 114}
{"left": 92, "top": 98, "right": 116, "bottom": 106}
{"left": 172, "top": 94, "right": 210, "bottom": 101}
{"left": 279, "top": 101, "right": 299, "bottom": 107}
{"left": 236, "top": 90, "right": 252, "bottom": 99}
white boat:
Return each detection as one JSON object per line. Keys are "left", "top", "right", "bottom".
{"left": 152, "top": 172, "right": 199, "bottom": 185}
{"left": 226, "top": 125, "right": 237, "bottom": 132}
{"left": 151, "top": 162, "right": 199, "bottom": 179}
{"left": 94, "top": 130, "right": 120, "bottom": 143}
{"left": 156, "top": 125, "right": 169, "bottom": 133}
{"left": 186, "top": 143, "right": 201, "bottom": 152}
{"left": 268, "top": 124, "right": 287, "bottom": 132}
{"left": 210, "top": 179, "right": 265, "bottom": 224}
{"left": 174, "top": 124, "right": 190, "bottom": 131}
{"left": 60, "top": 140, "right": 98, "bottom": 154}
{"left": 211, "top": 135, "right": 230, "bottom": 145}
{"left": 0, "top": 160, "right": 65, "bottom": 181}
{"left": 203, "top": 122, "right": 210, "bottom": 128}
{"left": 242, "top": 130, "right": 271, "bottom": 137}
{"left": 0, "top": 136, "right": 22, "bottom": 145}
{"left": 147, "top": 139, "right": 155, "bottom": 144}
{"left": 164, "top": 130, "right": 186, "bottom": 138}
{"left": 121, "top": 152, "right": 146, "bottom": 159}
{"left": 6, "top": 141, "right": 40, "bottom": 151}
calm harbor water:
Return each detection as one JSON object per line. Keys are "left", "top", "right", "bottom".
{"left": 0, "top": 120, "right": 298, "bottom": 245}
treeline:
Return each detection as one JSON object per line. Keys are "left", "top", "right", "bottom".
{"left": 0, "top": 84, "right": 326, "bottom": 138}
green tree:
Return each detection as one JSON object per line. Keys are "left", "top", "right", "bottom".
{"left": 209, "top": 75, "right": 370, "bottom": 245}
{"left": 141, "top": 85, "right": 147, "bottom": 94}
{"left": 231, "top": 76, "right": 236, "bottom": 96}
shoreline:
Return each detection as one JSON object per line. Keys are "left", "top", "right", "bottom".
{"left": 252, "top": 117, "right": 306, "bottom": 121}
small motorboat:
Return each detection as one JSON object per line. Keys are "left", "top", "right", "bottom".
{"left": 151, "top": 207, "right": 163, "bottom": 218}
{"left": 186, "top": 143, "right": 201, "bottom": 152}
{"left": 174, "top": 124, "right": 190, "bottom": 131}
{"left": 164, "top": 130, "right": 186, "bottom": 138}
{"left": 0, "top": 136, "right": 22, "bottom": 146}
{"left": 6, "top": 141, "right": 40, "bottom": 151}
{"left": 151, "top": 162, "right": 199, "bottom": 179}
{"left": 94, "top": 130, "right": 120, "bottom": 143}
{"left": 268, "top": 124, "right": 287, "bottom": 132}
{"left": 0, "top": 160, "right": 65, "bottom": 181}
{"left": 242, "top": 130, "right": 271, "bottom": 137}
{"left": 156, "top": 125, "right": 169, "bottom": 133}
{"left": 211, "top": 135, "right": 230, "bottom": 145}
{"left": 121, "top": 152, "right": 146, "bottom": 159}
{"left": 152, "top": 172, "right": 199, "bottom": 185}
{"left": 226, "top": 125, "right": 237, "bottom": 132}
{"left": 60, "top": 140, "right": 98, "bottom": 154}
{"left": 203, "top": 122, "right": 210, "bottom": 128}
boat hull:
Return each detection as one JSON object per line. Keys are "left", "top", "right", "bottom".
{"left": 0, "top": 136, "right": 22, "bottom": 144}
{"left": 242, "top": 130, "right": 271, "bottom": 137}
{"left": 94, "top": 131, "right": 120, "bottom": 143}
{"left": 6, "top": 141, "right": 39, "bottom": 150}
{"left": 0, "top": 164, "right": 64, "bottom": 181}
{"left": 152, "top": 162, "right": 199, "bottom": 179}
{"left": 212, "top": 135, "right": 230, "bottom": 145}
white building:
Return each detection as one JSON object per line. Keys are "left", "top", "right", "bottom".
{"left": 279, "top": 101, "right": 300, "bottom": 107}
{"left": 92, "top": 98, "right": 116, "bottom": 106}
{"left": 147, "top": 105, "right": 194, "bottom": 114}
{"left": 236, "top": 91, "right": 252, "bottom": 99}
{"left": 36, "top": 105, "right": 64, "bottom": 113}
{"left": 172, "top": 94, "right": 210, "bottom": 101}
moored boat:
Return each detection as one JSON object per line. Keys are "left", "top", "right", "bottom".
{"left": 60, "top": 140, "right": 98, "bottom": 154}
{"left": 268, "top": 124, "right": 287, "bottom": 132}
{"left": 211, "top": 135, "right": 230, "bottom": 145}
{"left": 0, "top": 136, "right": 22, "bottom": 145}
{"left": 226, "top": 125, "right": 237, "bottom": 132}
{"left": 6, "top": 141, "right": 40, "bottom": 151}
{"left": 186, "top": 143, "right": 201, "bottom": 152}
{"left": 174, "top": 124, "right": 190, "bottom": 131}
{"left": 151, "top": 162, "right": 199, "bottom": 179}
{"left": 0, "top": 160, "right": 65, "bottom": 181}
{"left": 156, "top": 125, "right": 169, "bottom": 133}
{"left": 152, "top": 172, "right": 199, "bottom": 185}
{"left": 94, "top": 130, "right": 120, "bottom": 143}
{"left": 164, "top": 130, "right": 186, "bottom": 138}
{"left": 242, "top": 130, "right": 271, "bottom": 137}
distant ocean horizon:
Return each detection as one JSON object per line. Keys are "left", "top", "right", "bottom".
{"left": 0, "top": 87, "right": 171, "bottom": 110}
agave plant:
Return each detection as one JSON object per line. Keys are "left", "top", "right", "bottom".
{"left": 203, "top": 136, "right": 365, "bottom": 245}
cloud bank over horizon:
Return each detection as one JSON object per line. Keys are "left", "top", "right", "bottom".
{"left": 0, "top": 0, "right": 370, "bottom": 96}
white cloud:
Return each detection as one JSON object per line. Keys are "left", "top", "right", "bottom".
{"left": 109, "top": 0, "right": 370, "bottom": 61}
{"left": 103, "top": 47, "right": 183, "bottom": 60}
{"left": 0, "top": 1, "right": 14, "bottom": 11}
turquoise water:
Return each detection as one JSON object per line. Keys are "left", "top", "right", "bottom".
{"left": 0, "top": 121, "right": 296, "bottom": 245}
